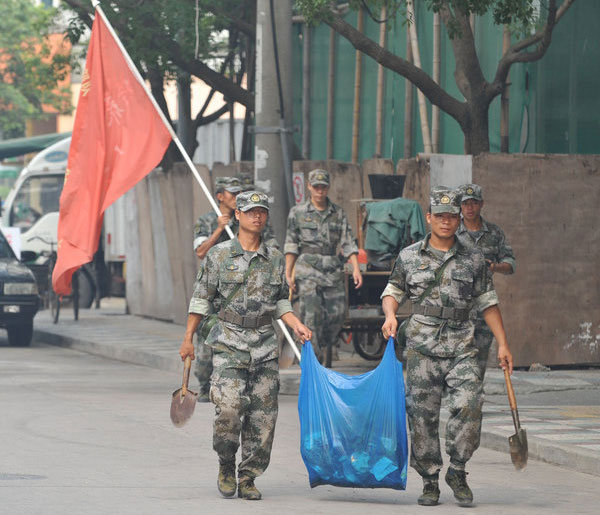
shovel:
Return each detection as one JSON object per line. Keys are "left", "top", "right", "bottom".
{"left": 504, "top": 369, "right": 528, "bottom": 470}
{"left": 170, "top": 356, "right": 198, "bottom": 427}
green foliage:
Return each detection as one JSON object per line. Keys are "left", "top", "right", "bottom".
{"left": 0, "top": 0, "right": 71, "bottom": 138}
{"left": 426, "top": 0, "right": 539, "bottom": 37}
{"left": 63, "top": 0, "right": 253, "bottom": 82}
{"left": 297, "top": 0, "right": 541, "bottom": 36}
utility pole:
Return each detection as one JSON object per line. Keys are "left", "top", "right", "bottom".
{"left": 254, "top": 0, "right": 294, "bottom": 244}
{"left": 176, "top": 73, "right": 192, "bottom": 155}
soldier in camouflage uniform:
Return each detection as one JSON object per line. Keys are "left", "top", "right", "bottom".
{"left": 457, "top": 183, "right": 516, "bottom": 378}
{"left": 180, "top": 191, "right": 311, "bottom": 501}
{"left": 284, "top": 169, "right": 363, "bottom": 363}
{"left": 381, "top": 187, "right": 514, "bottom": 507}
{"left": 193, "top": 178, "right": 279, "bottom": 399}
{"left": 192, "top": 177, "right": 244, "bottom": 400}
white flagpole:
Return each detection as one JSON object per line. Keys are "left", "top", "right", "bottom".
{"left": 90, "top": 1, "right": 302, "bottom": 362}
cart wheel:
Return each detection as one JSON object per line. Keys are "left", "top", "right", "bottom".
{"left": 352, "top": 329, "right": 386, "bottom": 360}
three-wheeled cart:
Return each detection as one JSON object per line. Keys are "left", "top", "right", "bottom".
{"left": 339, "top": 269, "right": 411, "bottom": 365}
{"left": 325, "top": 196, "right": 426, "bottom": 368}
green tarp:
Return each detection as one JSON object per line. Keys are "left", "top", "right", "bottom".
{"left": 364, "top": 198, "right": 426, "bottom": 254}
{"left": 0, "top": 132, "right": 71, "bottom": 160}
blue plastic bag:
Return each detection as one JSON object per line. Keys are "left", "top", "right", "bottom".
{"left": 298, "top": 337, "right": 408, "bottom": 490}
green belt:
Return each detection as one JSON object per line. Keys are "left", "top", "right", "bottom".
{"left": 412, "top": 304, "right": 469, "bottom": 322}
{"left": 218, "top": 309, "right": 273, "bottom": 328}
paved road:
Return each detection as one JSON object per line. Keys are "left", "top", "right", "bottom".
{"left": 2, "top": 335, "right": 600, "bottom": 515}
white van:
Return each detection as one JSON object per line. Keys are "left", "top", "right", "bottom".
{"left": 1, "top": 137, "right": 126, "bottom": 306}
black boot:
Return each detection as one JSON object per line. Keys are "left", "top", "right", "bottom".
{"left": 217, "top": 461, "right": 236, "bottom": 498}
{"left": 417, "top": 475, "right": 440, "bottom": 506}
{"left": 445, "top": 467, "right": 473, "bottom": 506}
{"left": 238, "top": 476, "right": 262, "bottom": 500}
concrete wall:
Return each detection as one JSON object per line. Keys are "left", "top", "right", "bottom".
{"left": 124, "top": 154, "right": 600, "bottom": 367}
{"left": 292, "top": 160, "right": 364, "bottom": 234}
{"left": 125, "top": 164, "right": 210, "bottom": 324}
{"left": 473, "top": 154, "right": 600, "bottom": 367}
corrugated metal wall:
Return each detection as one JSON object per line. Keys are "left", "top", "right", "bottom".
{"left": 292, "top": 0, "right": 600, "bottom": 161}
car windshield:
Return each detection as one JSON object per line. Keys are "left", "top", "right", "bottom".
{"left": 9, "top": 174, "right": 64, "bottom": 232}
{"left": 0, "top": 231, "right": 16, "bottom": 258}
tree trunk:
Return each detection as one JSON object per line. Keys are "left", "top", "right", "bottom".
{"left": 463, "top": 101, "right": 490, "bottom": 155}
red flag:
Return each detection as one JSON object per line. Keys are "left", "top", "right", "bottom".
{"left": 52, "top": 13, "right": 171, "bottom": 295}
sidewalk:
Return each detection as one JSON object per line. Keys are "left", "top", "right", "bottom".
{"left": 33, "top": 298, "right": 600, "bottom": 477}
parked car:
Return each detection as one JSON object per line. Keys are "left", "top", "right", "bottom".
{"left": 0, "top": 230, "right": 39, "bottom": 346}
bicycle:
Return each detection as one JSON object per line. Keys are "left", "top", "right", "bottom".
{"left": 27, "top": 235, "right": 79, "bottom": 323}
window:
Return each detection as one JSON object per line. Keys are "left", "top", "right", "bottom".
{"left": 9, "top": 174, "right": 64, "bottom": 231}
{"left": 0, "top": 231, "right": 15, "bottom": 258}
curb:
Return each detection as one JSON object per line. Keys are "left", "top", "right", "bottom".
{"left": 34, "top": 328, "right": 182, "bottom": 374}
{"left": 473, "top": 422, "right": 600, "bottom": 477}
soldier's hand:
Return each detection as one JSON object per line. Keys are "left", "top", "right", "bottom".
{"left": 381, "top": 315, "right": 398, "bottom": 340}
{"left": 179, "top": 339, "right": 195, "bottom": 361}
{"left": 352, "top": 268, "right": 363, "bottom": 289}
{"left": 195, "top": 246, "right": 203, "bottom": 259}
{"left": 217, "top": 214, "right": 231, "bottom": 230}
{"left": 286, "top": 273, "right": 297, "bottom": 293}
{"left": 294, "top": 322, "right": 312, "bottom": 343}
{"left": 498, "top": 344, "right": 513, "bottom": 374}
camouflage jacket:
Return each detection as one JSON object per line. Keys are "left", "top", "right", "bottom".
{"left": 284, "top": 199, "right": 358, "bottom": 287}
{"left": 193, "top": 211, "right": 279, "bottom": 252}
{"left": 456, "top": 217, "right": 515, "bottom": 272}
{"left": 381, "top": 234, "right": 498, "bottom": 357}
{"left": 189, "top": 237, "right": 292, "bottom": 363}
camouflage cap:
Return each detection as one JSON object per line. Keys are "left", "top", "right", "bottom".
{"left": 236, "top": 190, "right": 270, "bottom": 212}
{"left": 308, "top": 168, "right": 330, "bottom": 186}
{"left": 238, "top": 174, "right": 254, "bottom": 186}
{"left": 241, "top": 182, "right": 257, "bottom": 192}
{"left": 460, "top": 183, "right": 483, "bottom": 202}
{"left": 430, "top": 186, "right": 461, "bottom": 214}
{"left": 215, "top": 176, "right": 243, "bottom": 193}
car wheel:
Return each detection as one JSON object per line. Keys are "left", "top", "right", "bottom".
{"left": 7, "top": 320, "right": 33, "bottom": 347}
{"left": 78, "top": 270, "right": 95, "bottom": 309}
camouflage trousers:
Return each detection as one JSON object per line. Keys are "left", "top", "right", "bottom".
{"left": 405, "top": 348, "right": 483, "bottom": 478}
{"left": 210, "top": 353, "right": 279, "bottom": 480}
{"left": 296, "top": 279, "right": 345, "bottom": 361}
{"left": 474, "top": 317, "right": 494, "bottom": 379}
{"left": 194, "top": 330, "right": 212, "bottom": 395}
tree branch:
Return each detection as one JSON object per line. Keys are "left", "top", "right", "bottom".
{"left": 325, "top": 9, "right": 465, "bottom": 123}
{"left": 192, "top": 1, "right": 256, "bottom": 38}
{"left": 491, "top": 0, "right": 575, "bottom": 97}
{"left": 140, "top": 20, "right": 254, "bottom": 109}
{"left": 437, "top": 2, "right": 487, "bottom": 102}
{"left": 195, "top": 103, "right": 231, "bottom": 128}
{"left": 63, "top": 0, "right": 253, "bottom": 110}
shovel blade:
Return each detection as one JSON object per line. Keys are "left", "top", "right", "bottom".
{"left": 279, "top": 340, "right": 295, "bottom": 369}
{"left": 170, "top": 387, "right": 198, "bottom": 428}
{"left": 508, "top": 428, "right": 528, "bottom": 470}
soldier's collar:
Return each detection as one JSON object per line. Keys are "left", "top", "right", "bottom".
{"left": 229, "top": 237, "right": 244, "bottom": 256}
{"left": 256, "top": 239, "right": 269, "bottom": 259}
{"left": 458, "top": 216, "right": 488, "bottom": 234}
{"left": 307, "top": 198, "right": 334, "bottom": 214}
{"left": 229, "top": 236, "right": 269, "bottom": 259}
{"left": 480, "top": 217, "right": 491, "bottom": 233}
{"left": 419, "top": 234, "right": 458, "bottom": 256}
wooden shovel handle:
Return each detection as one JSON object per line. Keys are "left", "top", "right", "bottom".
{"left": 504, "top": 368, "right": 518, "bottom": 411}
{"left": 182, "top": 356, "right": 192, "bottom": 396}
{"left": 288, "top": 264, "right": 296, "bottom": 302}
